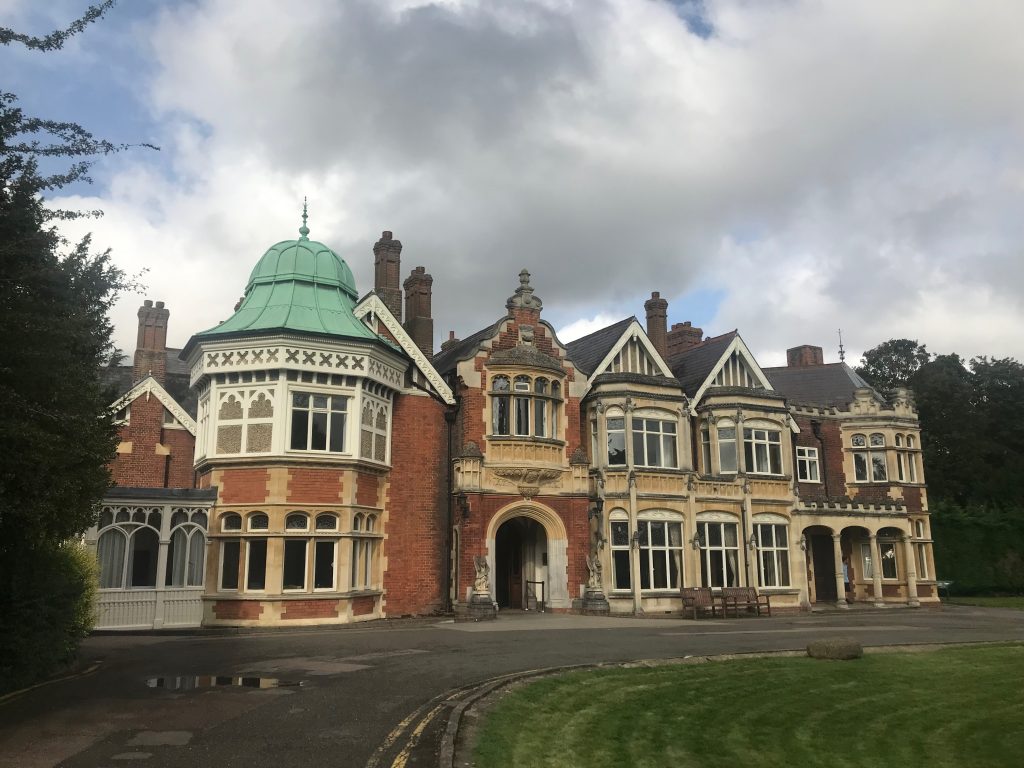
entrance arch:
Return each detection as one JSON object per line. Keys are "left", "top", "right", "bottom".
{"left": 802, "top": 524, "right": 838, "bottom": 605}
{"left": 485, "top": 501, "right": 570, "bottom": 610}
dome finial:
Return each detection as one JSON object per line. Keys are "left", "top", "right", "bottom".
{"left": 299, "top": 197, "right": 310, "bottom": 240}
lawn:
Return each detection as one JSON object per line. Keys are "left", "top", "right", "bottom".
{"left": 945, "top": 596, "right": 1024, "bottom": 610}
{"left": 472, "top": 645, "right": 1024, "bottom": 768}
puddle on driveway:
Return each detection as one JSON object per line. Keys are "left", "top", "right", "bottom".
{"left": 145, "top": 675, "right": 302, "bottom": 691}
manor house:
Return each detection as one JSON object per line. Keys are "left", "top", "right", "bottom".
{"left": 88, "top": 220, "right": 938, "bottom": 628}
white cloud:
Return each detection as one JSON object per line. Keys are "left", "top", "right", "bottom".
{"left": 45, "top": 0, "right": 1024, "bottom": 364}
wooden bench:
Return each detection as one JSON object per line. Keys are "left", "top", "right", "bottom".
{"left": 720, "top": 587, "right": 771, "bottom": 617}
{"left": 681, "top": 587, "right": 719, "bottom": 619}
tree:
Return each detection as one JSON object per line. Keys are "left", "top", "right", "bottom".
{"left": 0, "top": 3, "right": 142, "bottom": 692}
{"left": 855, "top": 339, "right": 931, "bottom": 393}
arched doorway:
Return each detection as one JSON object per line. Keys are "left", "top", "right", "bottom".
{"left": 494, "top": 517, "right": 547, "bottom": 609}
{"left": 803, "top": 524, "right": 837, "bottom": 604}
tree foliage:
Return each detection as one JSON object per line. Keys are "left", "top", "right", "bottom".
{"left": 1, "top": 3, "right": 142, "bottom": 691}
{"left": 855, "top": 338, "right": 931, "bottom": 393}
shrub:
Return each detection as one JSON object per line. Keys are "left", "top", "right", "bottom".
{"left": 807, "top": 639, "right": 863, "bottom": 660}
{"left": 0, "top": 540, "right": 98, "bottom": 693}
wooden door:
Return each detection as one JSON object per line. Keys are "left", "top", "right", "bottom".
{"left": 811, "top": 535, "right": 837, "bottom": 602}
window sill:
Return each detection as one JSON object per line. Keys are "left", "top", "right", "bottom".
{"left": 487, "top": 435, "right": 566, "bottom": 447}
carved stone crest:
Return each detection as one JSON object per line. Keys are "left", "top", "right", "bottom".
{"left": 493, "top": 467, "right": 563, "bottom": 498}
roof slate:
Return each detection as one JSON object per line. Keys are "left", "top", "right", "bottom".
{"left": 431, "top": 321, "right": 502, "bottom": 375}
{"left": 564, "top": 317, "right": 635, "bottom": 376}
{"left": 666, "top": 331, "right": 738, "bottom": 396}
{"left": 762, "top": 362, "right": 879, "bottom": 408}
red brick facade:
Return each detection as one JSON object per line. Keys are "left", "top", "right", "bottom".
{"left": 381, "top": 394, "right": 448, "bottom": 616}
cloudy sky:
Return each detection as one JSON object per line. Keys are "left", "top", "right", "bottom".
{"left": 4, "top": 0, "right": 1023, "bottom": 366}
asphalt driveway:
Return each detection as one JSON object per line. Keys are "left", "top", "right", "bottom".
{"left": 1, "top": 605, "right": 1022, "bottom": 768}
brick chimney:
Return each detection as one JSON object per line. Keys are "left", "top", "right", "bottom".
{"left": 403, "top": 266, "right": 434, "bottom": 356}
{"left": 787, "top": 345, "right": 824, "bottom": 367}
{"left": 373, "top": 231, "right": 403, "bottom": 321}
{"left": 644, "top": 291, "right": 668, "bottom": 358}
{"left": 666, "top": 321, "right": 703, "bottom": 358}
{"left": 440, "top": 330, "right": 460, "bottom": 353}
{"left": 133, "top": 299, "right": 169, "bottom": 384}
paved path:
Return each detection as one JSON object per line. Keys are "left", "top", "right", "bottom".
{"left": 1, "top": 605, "right": 1021, "bottom": 768}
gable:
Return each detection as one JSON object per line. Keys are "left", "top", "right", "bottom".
{"left": 590, "top": 320, "right": 673, "bottom": 381}
{"left": 353, "top": 293, "right": 456, "bottom": 405}
{"left": 110, "top": 376, "right": 197, "bottom": 436}
{"left": 690, "top": 335, "right": 774, "bottom": 406}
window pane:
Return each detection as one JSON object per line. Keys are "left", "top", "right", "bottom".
{"left": 755, "top": 442, "right": 768, "bottom": 473}
{"left": 760, "top": 551, "right": 776, "bottom": 587}
{"left": 129, "top": 528, "right": 159, "bottom": 587}
{"left": 312, "top": 395, "right": 328, "bottom": 409}
{"left": 720, "top": 440, "right": 737, "bottom": 473}
{"left": 611, "top": 521, "right": 630, "bottom": 547}
{"left": 650, "top": 521, "right": 666, "bottom": 546}
{"left": 854, "top": 453, "right": 868, "bottom": 482}
{"left": 286, "top": 513, "right": 307, "bottom": 530}
{"left": 97, "top": 530, "right": 126, "bottom": 588}
{"left": 881, "top": 543, "right": 898, "bottom": 579}
{"left": 330, "top": 396, "right": 346, "bottom": 413}
{"left": 283, "top": 540, "right": 307, "bottom": 590}
{"left": 769, "top": 443, "right": 782, "bottom": 474}
{"left": 639, "top": 549, "right": 650, "bottom": 590}
{"left": 646, "top": 433, "right": 660, "bottom": 466}
{"left": 187, "top": 531, "right": 205, "bottom": 587}
{"left": 632, "top": 431, "right": 644, "bottom": 465}
{"left": 707, "top": 523, "right": 722, "bottom": 547}
{"left": 535, "top": 400, "right": 546, "bottom": 437}
{"left": 663, "top": 434, "right": 677, "bottom": 468}
{"left": 724, "top": 524, "right": 738, "bottom": 547}
{"left": 167, "top": 528, "right": 188, "bottom": 587}
{"left": 291, "top": 410, "right": 309, "bottom": 449}
{"left": 314, "top": 541, "right": 335, "bottom": 589}
{"left": 247, "top": 540, "right": 267, "bottom": 590}
{"left": 613, "top": 550, "right": 631, "bottom": 590}
{"left": 311, "top": 412, "right": 328, "bottom": 450}
{"left": 515, "top": 397, "right": 530, "bottom": 434}
{"left": 872, "top": 454, "right": 887, "bottom": 482}
{"left": 608, "top": 430, "right": 625, "bottom": 465}
{"left": 493, "top": 396, "right": 510, "bottom": 435}
{"left": 316, "top": 514, "right": 338, "bottom": 531}
{"left": 651, "top": 550, "right": 667, "bottom": 589}
{"left": 668, "top": 523, "right": 682, "bottom": 547}
{"left": 329, "top": 412, "right": 346, "bottom": 452}
{"left": 293, "top": 393, "right": 309, "bottom": 408}
{"left": 221, "top": 541, "right": 240, "bottom": 590}
{"left": 492, "top": 376, "right": 509, "bottom": 392}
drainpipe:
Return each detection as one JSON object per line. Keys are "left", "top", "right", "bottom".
{"left": 443, "top": 399, "right": 459, "bottom": 614}
{"left": 811, "top": 419, "right": 830, "bottom": 498}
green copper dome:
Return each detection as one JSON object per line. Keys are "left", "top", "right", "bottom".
{"left": 190, "top": 207, "right": 377, "bottom": 344}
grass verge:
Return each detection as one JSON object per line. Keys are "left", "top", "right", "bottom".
{"left": 473, "top": 645, "right": 1024, "bottom": 768}
{"left": 945, "top": 596, "right": 1024, "bottom": 610}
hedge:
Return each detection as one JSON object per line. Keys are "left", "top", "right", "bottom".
{"left": 0, "top": 540, "right": 98, "bottom": 694}
{"left": 931, "top": 502, "right": 1024, "bottom": 595}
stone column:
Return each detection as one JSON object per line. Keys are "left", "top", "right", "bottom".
{"left": 832, "top": 533, "right": 848, "bottom": 609}
{"left": 870, "top": 533, "right": 885, "bottom": 607}
{"left": 628, "top": 470, "right": 642, "bottom": 615}
{"left": 903, "top": 535, "right": 920, "bottom": 607}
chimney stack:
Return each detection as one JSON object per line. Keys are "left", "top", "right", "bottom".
{"left": 133, "top": 299, "right": 170, "bottom": 384}
{"left": 787, "top": 345, "right": 824, "bottom": 367}
{"left": 644, "top": 291, "right": 668, "bottom": 358}
{"left": 440, "top": 330, "right": 460, "bottom": 353}
{"left": 373, "top": 231, "right": 403, "bottom": 321}
{"left": 666, "top": 321, "right": 703, "bottom": 358}
{"left": 403, "top": 266, "right": 434, "bottom": 356}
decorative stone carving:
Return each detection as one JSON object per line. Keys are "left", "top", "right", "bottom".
{"left": 473, "top": 555, "right": 490, "bottom": 594}
{"left": 586, "top": 549, "right": 603, "bottom": 590}
{"left": 493, "top": 467, "right": 562, "bottom": 497}
{"left": 569, "top": 446, "right": 589, "bottom": 466}
{"left": 461, "top": 441, "right": 483, "bottom": 458}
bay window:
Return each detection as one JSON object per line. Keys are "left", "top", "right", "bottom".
{"left": 491, "top": 374, "right": 562, "bottom": 439}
